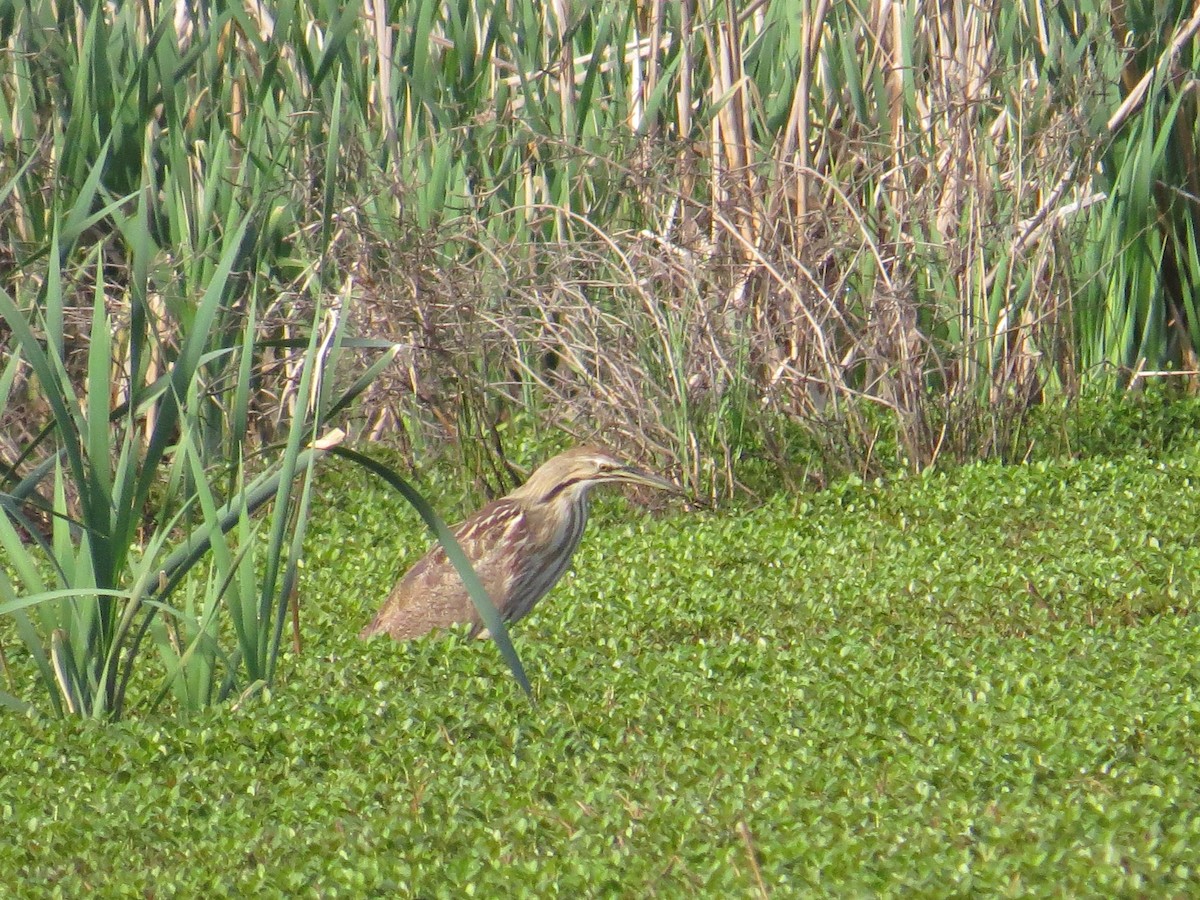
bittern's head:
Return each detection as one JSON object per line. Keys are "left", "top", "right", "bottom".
{"left": 511, "top": 446, "right": 677, "bottom": 507}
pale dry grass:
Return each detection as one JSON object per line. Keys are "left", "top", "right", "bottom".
{"left": 3, "top": 0, "right": 1197, "bottom": 495}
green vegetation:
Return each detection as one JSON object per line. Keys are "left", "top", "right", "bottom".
{"left": 4, "top": 0, "right": 1200, "bottom": 490}
{"left": 0, "top": 220, "right": 375, "bottom": 719}
{"left": 2, "top": 442, "right": 1198, "bottom": 893}
{"left": 2, "top": 0, "right": 1199, "bottom": 886}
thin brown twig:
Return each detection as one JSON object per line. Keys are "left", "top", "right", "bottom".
{"left": 738, "top": 819, "right": 770, "bottom": 899}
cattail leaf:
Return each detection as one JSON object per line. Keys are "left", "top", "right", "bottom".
{"left": 329, "top": 447, "right": 534, "bottom": 700}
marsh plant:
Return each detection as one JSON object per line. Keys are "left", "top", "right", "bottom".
{"left": 1, "top": 0, "right": 1197, "bottom": 714}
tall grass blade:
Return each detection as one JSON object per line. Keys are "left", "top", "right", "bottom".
{"left": 329, "top": 446, "right": 533, "bottom": 700}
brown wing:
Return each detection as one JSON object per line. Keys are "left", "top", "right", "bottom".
{"left": 360, "top": 500, "right": 529, "bottom": 641}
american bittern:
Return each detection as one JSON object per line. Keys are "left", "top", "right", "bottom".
{"left": 360, "top": 446, "right": 676, "bottom": 641}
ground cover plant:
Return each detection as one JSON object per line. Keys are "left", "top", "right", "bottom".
{"left": 2, "top": 440, "right": 1199, "bottom": 894}
{"left": 4, "top": 0, "right": 1199, "bottom": 719}
{"left": 3, "top": 0, "right": 1200, "bottom": 890}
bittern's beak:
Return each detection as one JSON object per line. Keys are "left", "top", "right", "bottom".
{"left": 615, "top": 465, "right": 680, "bottom": 494}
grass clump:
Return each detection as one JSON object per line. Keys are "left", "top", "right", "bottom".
{"left": 2, "top": 443, "right": 1199, "bottom": 893}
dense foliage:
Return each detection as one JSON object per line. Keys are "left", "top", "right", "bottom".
{"left": 3, "top": 0, "right": 1199, "bottom": 716}
{"left": 2, "top": 440, "right": 1198, "bottom": 893}
{"left": 3, "top": 0, "right": 1199, "bottom": 488}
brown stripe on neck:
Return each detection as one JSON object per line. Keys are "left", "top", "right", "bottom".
{"left": 540, "top": 476, "right": 590, "bottom": 505}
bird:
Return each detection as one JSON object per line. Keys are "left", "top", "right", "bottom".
{"left": 360, "top": 446, "right": 677, "bottom": 642}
